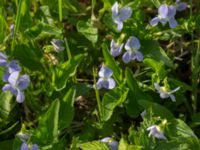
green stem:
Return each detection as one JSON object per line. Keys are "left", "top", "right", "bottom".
{"left": 11, "top": 0, "right": 23, "bottom": 51}
{"left": 93, "top": 67, "right": 102, "bottom": 122}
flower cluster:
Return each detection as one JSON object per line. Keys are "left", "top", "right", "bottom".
{"left": 101, "top": 137, "right": 118, "bottom": 150}
{"left": 147, "top": 125, "right": 167, "bottom": 140}
{"left": 21, "top": 143, "right": 39, "bottom": 150}
{"left": 150, "top": 1, "right": 187, "bottom": 28}
{"left": 154, "top": 83, "right": 180, "bottom": 102}
{"left": 111, "top": 2, "right": 143, "bottom": 63}
{"left": 0, "top": 52, "right": 30, "bottom": 103}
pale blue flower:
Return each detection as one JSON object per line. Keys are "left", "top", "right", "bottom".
{"left": 112, "top": 2, "right": 132, "bottom": 31}
{"left": 175, "top": 0, "right": 187, "bottom": 11}
{"left": 51, "top": 39, "right": 65, "bottom": 52}
{"left": 2, "top": 71, "right": 30, "bottom": 103}
{"left": 21, "top": 143, "right": 29, "bottom": 150}
{"left": 154, "top": 83, "right": 180, "bottom": 102}
{"left": 122, "top": 36, "right": 143, "bottom": 63}
{"left": 96, "top": 66, "right": 115, "bottom": 89}
{"left": 110, "top": 39, "right": 124, "bottom": 57}
{"left": 147, "top": 125, "right": 167, "bottom": 140}
{"left": 21, "top": 143, "right": 39, "bottom": 150}
{"left": 150, "top": 4, "right": 178, "bottom": 28}
{"left": 101, "top": 137, "right": 118, "bottom": 150}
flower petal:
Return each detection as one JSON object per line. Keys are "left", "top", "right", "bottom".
{"left": 150, "top": 17, "right": 159, "bottom": 26}
{"left": 169, "top": 18, "right": 178, "bottom": 28}
{"left": 125, "top": 36, "right": 140, "bottom": 51}
{"left": 16, "top": 89, "right": 25, "bottom": 103}
{"left": 158, "top": 4, "right": 168, "bottom": 18}
{"left": 8, "top": 60, "right": 21, "bottom": 73}
{"left": 116, "top": 20, "right": 123, "bottom": 31}
{"left": 119, "top": 6, "right": 132, "bottom": 21}
{"left": 8, "top": 71, "right": 20, "bottom": 87}
{"left": 2, "top": 69, "right": 10, "bottom": 82}
{"left": 2, "top": 84, "right": 17, "bottom": 96}
{"left": 169, "top": 94, "right": 176, "bottom": 102}
{"left": 131, "top": 51, "right": 143, "bottom": 62}
{"left": 107, "top": 78, "right": 116, "bottom": 89}
{"left": 101, "top": 137, "right": 111, "bottom": 142}
{"left": 111, "top": 2, "right": 119, "bottom": 18}
{"left": 31, "top": 144, "right": 39, "bottom": 150}
{"left": 98, "top": 66, "right": 113, "bottom": 78}
{"left": 168, "top": 5, "right": 176, "bottom": 18}
{"left": 96, "top": 78, "right": 104, "bottom": 89}
{"left": 110, "top": 40, "right": 123, "bottom": 57}
{"left": 21, "top": 143, "right": 28, "bottom": 150}
{"left": 17, "top": 74, "right": 30, "bottom": 90}
{"left": 176, "top": 2, "right": 187, "bottom": 11}
{"left": 109, "top": 141, "right": 118, "bottom": 150}
{"left": 122, "top": 51, "right": 131, "bottom": 64}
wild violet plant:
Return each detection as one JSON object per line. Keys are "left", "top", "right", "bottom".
{"left": 1, "top": 0, "right": 200, "bottom": 149}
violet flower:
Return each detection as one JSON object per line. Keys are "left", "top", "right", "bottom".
{"left": 110, "top": 39, "right": 124, "bottom": 57}
{"left": 2, "top": 71, "right": 30, "bottom": 103}
{"left": 96, "top": 66, "right": 116, "bottom": 89}
{"left": 122, "top": 36, "right": 143, "bottom": 63}
{"left": 101, "top": 137, "right": 118, "bottom": 150}
{"left": 111, "top": 2, "right": 132, "bottom": 31}
{"left": 150, "top": 4, "right": 178, "bottom": 28}
{"left": 175, "top": 0, "right": 187, "bottom": 11}
{"left": 154, "top": 83, "right": 180, "bottom": 102}
{"left": 21, "top": 143, "right": 39, "bottom": 150}
{"left": 147, "top": 125, "right": 167, "bottom": 140}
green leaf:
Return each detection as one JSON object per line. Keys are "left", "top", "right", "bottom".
{"left": 24, "top": 23, "right": 61, "bottom": 40}
{"left": 79, "top": 141, "right": 111, "bottom": 150}
{"left": 101, "top": 84, "right": 129, "bottom": 122}
{"left": 118, "top": 137, "right": 129, "bottom": 150}
{"left": 59, "top": 88, "right": 76, "bottom": 131}
{"left": 13, "top": 42, "right": 43, "bottom": 71}
{"left": 34, "top": 99, "right": 60, "bottom": 146}
{"left": 141, "top": 40, "right": 173, "bottom": 67}
{"left": 0, "top": 92, "right": 14, "bottom": 119}
{"left": 138, "top": 100, "right": 174, "bottom": 120}
{"left": 143, "top": 58, "right": 166, "bottom": 80}
{"left": 125, "top": 68, "right": 149, "bottom": 117}
{"left": 102, "top": 43, "right": 122, "bottom": 83}
{"left": 167, "top": 119, "right": 197, "bottom": 138}
{"left": 77, "top": 20, "right": 98, "bottom": 44}
{"left": 52, "top": 54, "right": 83, "bottom": 91}
{"left": 155, "top": 138, "right": 200, "bottom": 150}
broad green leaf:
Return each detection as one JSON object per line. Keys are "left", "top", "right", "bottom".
{"left": 24, "top": 23, "right": 61, "bottom": 40}
{"left": 125, "top": 68, "right": 150, "bottom": 117}
{"left": 155, "top": 138, "right": 200, "bottom": 150}
{"left": 79, "top": 141, "right": 111, "bottom": 150}
{"left": 59, "top": 88, "right": 76, "bottom": 131}
{"left": 101, "top": 85, "right": 129, "bottom": 122}
{"left": 77, "top": 20, "right": 98, "bottom": 44}
{"left": 102, "top": 43, "right": 122, "bottom": 83}
{"left": 167, "top": 119, "right": 197, "bottom": 138}
{"left": 143, "top": 58, "right": 166, "bottom": 81}
{"left": 0, "top": 92, "right": 14, "bottom": 119}
{"left": 52, "top": 54, "right": 83, "bottom": 91}
{"left": 138, "top": 100, "right": 174, "bottom": 120}
{"left": 13, "top": 42, "right": 43, "bottom": 71}
{"left": 34, "top": 99, "right": 60, "bottom": 146}
{"left": 141, "top": 40, "right": 173, "bottom": 67}
{"left": 118, "top": 137, "right": 143, "bottom": 150}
